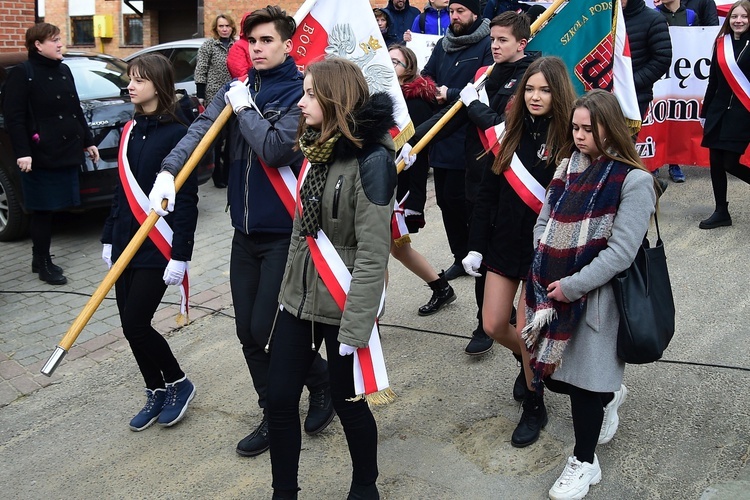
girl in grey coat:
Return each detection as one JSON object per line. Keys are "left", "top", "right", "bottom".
{"left": 522, "top": 90, "right": 657, "bottom": 500}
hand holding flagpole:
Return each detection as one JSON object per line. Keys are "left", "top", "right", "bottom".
{"left": 40, "top": 105, "right": 235, "bottom": 377}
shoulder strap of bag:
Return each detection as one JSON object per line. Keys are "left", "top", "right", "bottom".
{"left": 419, "top": 11, "right": 427, "bottom": 33}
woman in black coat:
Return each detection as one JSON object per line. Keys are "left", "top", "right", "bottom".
{"left": 699, "top": 0, "right": 750, "bottom": 229}
{"left": 101, "top": 53, "right": 198, "bottom": 431}
{"left": 3, "top": 23, "right": 99, "bottom": 284}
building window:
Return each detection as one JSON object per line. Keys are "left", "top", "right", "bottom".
{"left": 123, "top": 14, "right": 143, "bottom": 46}
{"left": 70, "top": 16, "right": 95, "bottom": 46}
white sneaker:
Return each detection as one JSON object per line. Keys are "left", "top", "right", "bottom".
{"left": 548, "top": 455, "right": 602, "bottom": 500}
{"left": 598, "top": 384, "right": 628, "bottom": 444}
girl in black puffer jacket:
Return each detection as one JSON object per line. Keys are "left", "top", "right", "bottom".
{"left": 101, "top": 53, "right": 199, "bottom": 432}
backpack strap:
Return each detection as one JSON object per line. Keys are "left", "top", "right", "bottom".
{"left": 419, "top": 11, "right": 427, "bottom": 33}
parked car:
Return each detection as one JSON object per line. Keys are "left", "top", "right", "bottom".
{"left": 0, "top": 51, "right": 212, "bottom": 242}
{"left": 124, "top": 38, "right": 209, "bottom": 96}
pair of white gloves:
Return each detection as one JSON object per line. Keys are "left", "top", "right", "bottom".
{"left": 395, "top": 83, "right": 482, "bottom": 170}
{"left": 101, "top": 244, "right": 188, "bottom": 286}
{"left": 148, "top": 80, "right": 256, "bottom": 217}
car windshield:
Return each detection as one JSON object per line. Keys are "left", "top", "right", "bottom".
{"left": 64, "top": 56, "right": 130, "bottom": 100}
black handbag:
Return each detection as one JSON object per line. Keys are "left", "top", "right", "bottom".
{"left": 611, "top": 212, "right": 675, "bottom": 364}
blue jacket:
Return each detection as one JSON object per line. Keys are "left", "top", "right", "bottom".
{"left": 483, "top": 0, "right": 531, "bottom": 19}
{"left": 410, "top": 6, "right": 450, "bottom": 35}
{"left": 162, "top": 56, "right": 304, "bottom": 236}
{"left": 421, "top": 18, "right": 493, "bottom": 169}
{"left": 103, "top": 114, "right": 199, "bottom": 268}
{"left": 383, "top": 0, "right": 420, "bottom": 40}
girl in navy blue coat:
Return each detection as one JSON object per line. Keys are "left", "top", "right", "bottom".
{"left": 101, "top": 54, "right": 199, "bottom": 431}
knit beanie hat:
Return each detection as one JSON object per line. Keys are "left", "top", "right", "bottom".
{"left": 449, "top": 0, "right": 481, "bottom": 16}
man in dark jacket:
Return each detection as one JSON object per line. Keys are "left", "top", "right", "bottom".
{"left": 419, "top": 0, "right": 492, "bottom": 281}
{"left": 383, "top": 0, "right": 421, "bottom": 41}
{"left": 148, "top": 5, "right": 333, "bottom": 459}
{"left": 622, "top": 0, "right": 672, "bottom": 119}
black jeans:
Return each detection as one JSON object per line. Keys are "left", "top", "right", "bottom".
{"left": 545, "top": 378, "right": 614, "bottom": 464}
{"left": 433, "top": 167, "right": 469, "bottom": 264}
{"left": 267, "top": 309, "right": 378, "bottom": 494}
{"left": 115, "top": 267, "right": 184, "bottom": 390}
{"left": 230, "top": 230, "right": 328, "bottom": 411}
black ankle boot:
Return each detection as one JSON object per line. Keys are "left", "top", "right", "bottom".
{"left": 699, "top": 202, "right": 732, "bottom": 229}
{"left": 512, "top": 353, "right": 526, "bottom": 402}
{"left": 347, "top": 481, "right": 379, "bottom": 500}
{"left": 418, "top": 275, "right": 456, "bottom": 316}
{"left": 511, "top": 390, "right": 547, "bottom": 448}
{"left": 31, "top": 249, "right": 63, "bottom": 274}
{"left": 36, "top": 253, "right": 67, "bottom": 285}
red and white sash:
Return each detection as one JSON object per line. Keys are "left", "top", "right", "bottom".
{"left": 391, "top": 192, "right": 411, "bottom": 247}
{"left": 717, "top": 34, "right": 750, "bottom": 112}
{"left": 264, "top": 158, "right": 394, "bottom": 404}
{"left": 118, "top": 120, "right": 189, "bottom": 318}
{"left": 478, "top": 122, "right": 546, "bottom": 214}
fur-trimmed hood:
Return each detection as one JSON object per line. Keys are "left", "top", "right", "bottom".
{"left": 335, "top": 91, "right": 397, "bottom": 160}
{"left": 401, "top": 75, "right": 437, "bottom": 102}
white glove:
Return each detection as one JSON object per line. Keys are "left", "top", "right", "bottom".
{"left": 224, "top": 80, "right": 254, "bottom": 114}
{"left": 339, "top": 343, "right": 357, "bottom": 356}
{"left": 149, "top": 171, "right": 175, "bottom": 216}
{"left": 462, "top": 251, "right": 483, "bottom": 278}
{"left": 699, "top": 118, "right": 706, "bottom": 128}
{"left": 102, "top": 244, "right": 112, "bottom": 269}
{"left": 163, "top": 259, "right": 188, "bottom": 286}
{"left": 459, "top": 83, "right": 479, "bottom": 106}
{"left": 396, "top": 143, "right": 417, "bottom": 171}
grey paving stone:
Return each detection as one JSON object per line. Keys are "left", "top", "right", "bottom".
{"left": 8, "top": 375, "right": 42, "bottom": 395}
{"left": 0, "top": 360, "right": 25, "bottom": 379}
{"left": 0, "top": 381, "right": 20, "bottom": 407}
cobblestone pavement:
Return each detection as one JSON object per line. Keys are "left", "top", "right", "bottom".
{"left": 0, "top": 184, "right": 236, "bottom": 406}
{"left": 0, "top": 178, "right": 438, "bottom": 408}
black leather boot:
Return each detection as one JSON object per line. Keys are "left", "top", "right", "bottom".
{"left": 512, "top": 353, "right": 526, "bottom": 402}
{"left": 347, "top": 481, "right": 380, "bottom": 500}
{"left": 418, "top": 274, "right": 456, "bottom": 316}
{"left": 304, "top": 385, "right": 335, "bottom": 435}
{"left": 35, "top": 251, "right": 67, "bottom": 285}
{"left": 511, "top": 389, "right": 547, "bottom": 448}
{"left": 31, "top": 248, "right": 63, "bottom": 274}
{"left": 699, "top": 202, "right": 732, "bottom": 229}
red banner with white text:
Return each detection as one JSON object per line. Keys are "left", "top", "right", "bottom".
{"left": 636, "top": 26, "right": 750, "bottom": 170}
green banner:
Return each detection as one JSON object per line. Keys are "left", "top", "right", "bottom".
{"left": 527, "top": 0, "right": 614, "bottom": 95}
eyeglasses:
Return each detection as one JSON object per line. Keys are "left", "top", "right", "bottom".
{"left": 391, "top": 58, "right": 407, "bottom": 69}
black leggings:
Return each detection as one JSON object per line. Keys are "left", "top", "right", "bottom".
{"left": 115, "top": 268, "right": 184, "bottom": 390}
{"left": 708, "top": 148, "right": 750, "bottom": 207}
{"left": 266, "top": 309, "right": 378, "bottom": 496}
{"left": 545, "top": 378, "right": 614, "bottom": 464}
{"left": 30, "top": 211, "right": 53, "bottom": 255}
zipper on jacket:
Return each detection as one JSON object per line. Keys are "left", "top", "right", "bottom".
{"left": 728, "top": 40, "right": 749, "bottom": 110}
{"left": 244, "top": 148, "right": 253, "bottom": 233}
{"left": 332, "top": 175, "right": 344, "bottom": 219}
{"left": 296, "top": 251, "right": 311, "bottom": 318}
{"left": 456, "top": 56, "right": 479, "bottom": 67}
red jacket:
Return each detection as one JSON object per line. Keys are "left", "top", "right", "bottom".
{"left": 227, "top": 12, "right": 253, "bottom": 79}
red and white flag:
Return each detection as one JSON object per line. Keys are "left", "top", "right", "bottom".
{"left": 291, "top": 0, "right": 413, "bottom": 148}
{"left": 612, "top": 0, "right": 641, "bottom": 130}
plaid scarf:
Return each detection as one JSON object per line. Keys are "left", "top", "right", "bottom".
{"left": 522, "top": 152, "right": 629, "bottom": 391}
{"left": 298, "top": 128, "right": 341, "bottom": 238}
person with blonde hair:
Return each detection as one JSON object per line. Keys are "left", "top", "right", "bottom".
{"left": 195, "top": 13, "right": 236, "bottom": 187}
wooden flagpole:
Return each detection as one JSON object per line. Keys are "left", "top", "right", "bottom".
{"left": 40, "top": 105, "right": 234, "bottom": 376}
{"left": 395, "top": 0, "right": 568, "bottom": 173}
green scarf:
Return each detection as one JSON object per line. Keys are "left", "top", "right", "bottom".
{"left": 298, "top": 128, "right": 341, "bottom": 238}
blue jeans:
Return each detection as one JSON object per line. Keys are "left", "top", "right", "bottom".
{"left": 267, "top": 309, "right": 378, "bottom": 494}
{"left": 230, "top": 230, "right": 328, "bottom": 412}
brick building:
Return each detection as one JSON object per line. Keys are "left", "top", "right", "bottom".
{"left": 0, "top": 0, "right": 38, "bottom": 53}
{"left": 40, "top": 1, "right": 387, "bottom": 59}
